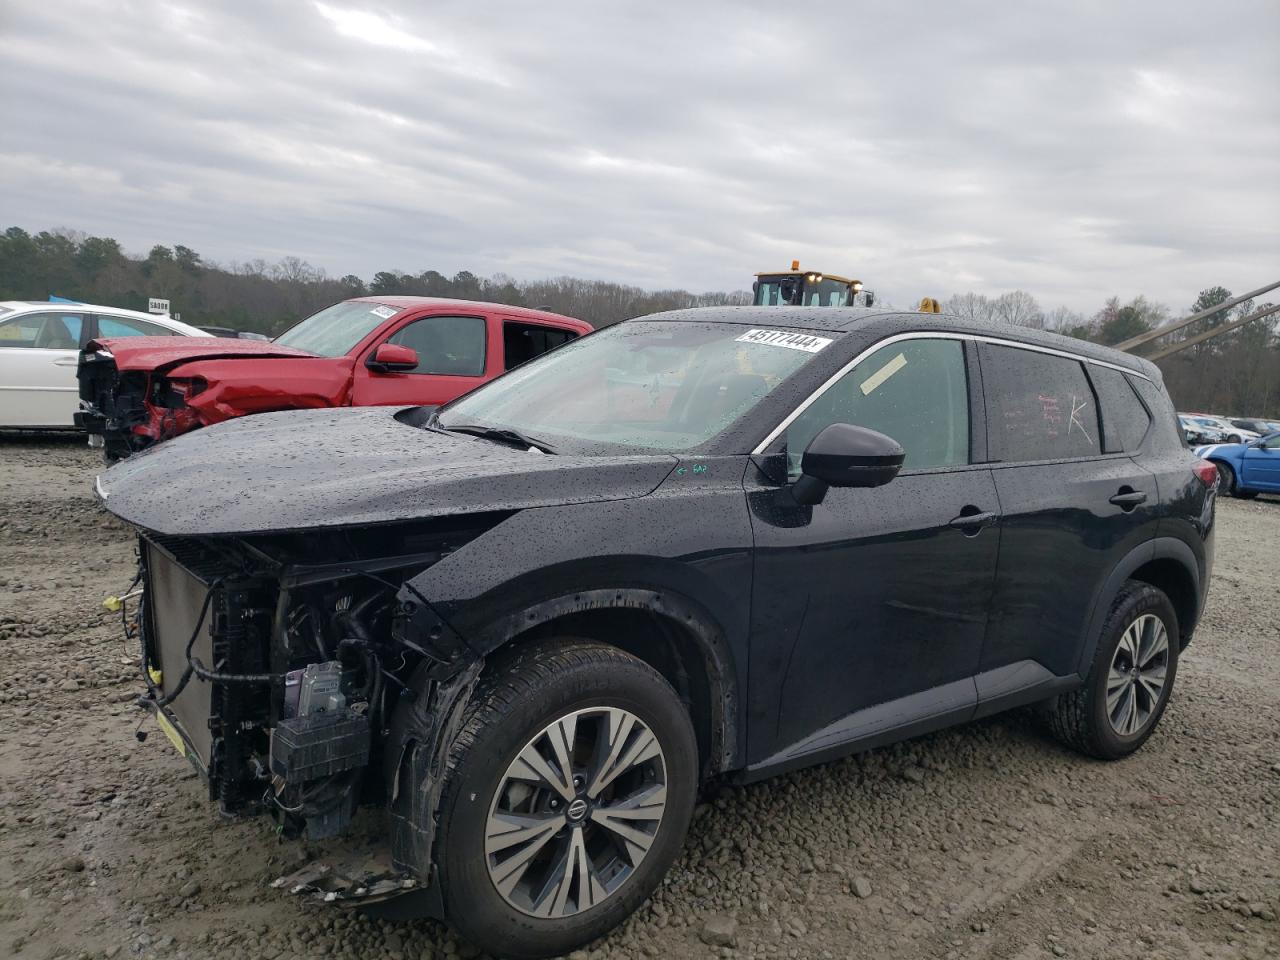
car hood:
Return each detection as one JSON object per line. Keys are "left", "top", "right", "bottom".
{"left": 90, "top": 335, "right": 318, "bottom": 372}
{"left": 1194, "top": 441, "right": 1245, "bottom": 457}
{"left": 96, "top": 406, "right": 678, "bottom": 535}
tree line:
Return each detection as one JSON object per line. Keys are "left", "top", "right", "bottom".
{"left": 0, "top": 226, "right": 749, "bottom": 338}
{"left": 2, "top": 225, "right": 1275, "bottom": 416}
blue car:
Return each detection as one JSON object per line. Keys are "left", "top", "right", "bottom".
{"left": 1195, "top": 432, "right": 1280, "bottom": 498}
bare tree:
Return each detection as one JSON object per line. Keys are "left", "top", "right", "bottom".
{"left": 1044, "top": 305, "right": 1086, "bottom": 334}
{"left": 992, "top": 290, "right": 1044, "bottom": 328}
{"left": 944, "top": 292, "right": 995, "bottom": 324}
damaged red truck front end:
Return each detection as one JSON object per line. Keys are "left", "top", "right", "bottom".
{"left": 75, "top": 297, "right": 591, "bottom": 460}
{"left": 77, "top": 337, "right": 344, "bottom": 460}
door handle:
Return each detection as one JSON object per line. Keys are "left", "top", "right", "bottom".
{"left": 53, "top": 357, "right": 79, "bottom": 367}
{"left": 1108, "top": 490, "right": 1147, "bottom": 510}
{"left": 949, "top": 508, "right": 998, "bottom": 531}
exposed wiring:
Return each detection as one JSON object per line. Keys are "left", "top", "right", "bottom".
{"left": 141, "top": 575, "right": 283, "bottom": 703}
{"left": 267, "top": 770, "right": 359, "bottom": 816}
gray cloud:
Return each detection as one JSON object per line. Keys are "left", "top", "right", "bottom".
{"left": 1, "top": 0, "right": 1276, "bottom": 313}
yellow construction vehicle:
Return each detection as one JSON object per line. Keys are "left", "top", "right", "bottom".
{"left": 752, "top": 261, "right": 872, "bottom": 307}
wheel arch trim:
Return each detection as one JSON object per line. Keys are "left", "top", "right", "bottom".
{"left": 1075, "top": 536, "right": 1202, "bottom": 675}
{"left": 472, "top": 587, "right": 740, "bottom": 775}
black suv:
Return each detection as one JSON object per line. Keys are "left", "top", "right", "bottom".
{"left": 98, "top": 307, "right": 1215, "bottom": 958}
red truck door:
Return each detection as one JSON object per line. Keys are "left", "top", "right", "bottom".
{"left": 350, "top": 309, "right": 497, "bottom": 407}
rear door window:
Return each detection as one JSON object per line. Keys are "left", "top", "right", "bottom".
{"left": 1088, "top": 365, "right": 1151, "bottom": 453}
{"left": 0, "top": 312, "right": 86, "bottom": 348}
{"left": 96, "top": 315, "right": 173, "bottom": 337}
{"left": 503, "top": 321, "right": 577, "bottom": 370}
{"left": 979, "top": 344, "right": 1101, "bottom": 462}
{"left": 386, "top": 314, "right": 487, "bottom": 376}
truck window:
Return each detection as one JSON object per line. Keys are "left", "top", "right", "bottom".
{"left": 503, "top": 321, "right": 577, "bottom": 370}
{"left": 387, "top": 315, "right": 486, "bottom": 376}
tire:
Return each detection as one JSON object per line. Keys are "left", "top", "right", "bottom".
{"left": 1216, "top": 461, "right": 1237, "bottom": 495}
{"left": 1236, "top": 490, "right": 1259, "bottom": 500}
{"left": 1046, "top": 581, "right": 1179, "bottom": 760}
{"left": 432, "top": 639, "right": 698, "bottom": 959}
{"left": 1228, "top": 434, "right": 1241, "bottom": 444}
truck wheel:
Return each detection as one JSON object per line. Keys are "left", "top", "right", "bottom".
{"left": 433, "top": 639, "right": 698, "bottom": 959}
{"left": 1046, "top": 581, "right": 1179, "bottom": 760}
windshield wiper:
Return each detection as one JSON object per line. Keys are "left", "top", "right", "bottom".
{"left": 441, "top": 423, "right": 557, "bottom": 455}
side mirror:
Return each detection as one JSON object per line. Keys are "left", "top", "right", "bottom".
{"left": 792, "top": 423, "right": 906, "bottom": 506}
{"left": 366, "top": 342, "right": 419, "bottom": 373}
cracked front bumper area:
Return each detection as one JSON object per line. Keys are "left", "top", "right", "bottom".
{"left": 127, "top": 528, "right": 484, "bottom": 919}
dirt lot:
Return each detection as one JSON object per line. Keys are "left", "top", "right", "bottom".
{"left": 1, "top": 436, "right": 1277, "bottom": 960}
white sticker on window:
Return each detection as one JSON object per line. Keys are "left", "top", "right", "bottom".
{"left": 369, "top": 305, "right": 397, "bottom": 319}
{"left": 859, "top": 352, "right": 907, "bottom": 395}
{"left": 735, "top": 329, "right": 833, "bottom": 353}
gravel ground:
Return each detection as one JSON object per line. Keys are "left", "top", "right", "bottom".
{"left": 1, "top": 435, "right": 1277, "bottom": 960}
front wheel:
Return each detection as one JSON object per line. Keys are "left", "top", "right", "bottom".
{"left": 1216, "top": 461, "right": 1237, "bottom": 495}
{"left": 432, "top": 640, "right": 698, "bottom": 959}
{"left": 1046, "top": 581, "right": 1179, "bottom": 760}
{"left": 1227, "top": 434, "right": 1241, "bottom": 444}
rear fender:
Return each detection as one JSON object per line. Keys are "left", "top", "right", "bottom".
{"left": 1074, "top": 536, "right": 1202, "bottom": 675}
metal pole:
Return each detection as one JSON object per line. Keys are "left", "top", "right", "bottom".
{"left": 1145, "top": 302, "right": 1280, "bottom": 361}
{"left": 1114, "top": 279, "right": 1280, "bottom": 352}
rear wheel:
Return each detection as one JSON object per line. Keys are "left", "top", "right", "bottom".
{"left": 432, "top": 640, "right": 698, "bottom": 959}
{"left": 1227, "top": 433, "right": 1242, "bottom": 444}
{"left": 1046, "top": 581, "right": 1179, "bottom": 760}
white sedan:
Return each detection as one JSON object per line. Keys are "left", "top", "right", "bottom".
{"left": 1190, "top": 415, "right": 1261, "bottom": 446}
{"left": 0, "top": 301, "right": 212, "bottom": 428}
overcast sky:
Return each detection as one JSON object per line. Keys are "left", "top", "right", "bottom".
{"left": 2, "top": 1, "right": 1277, "bottom": 313}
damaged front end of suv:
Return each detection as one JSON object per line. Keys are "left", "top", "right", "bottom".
{"left": 95, "top": 394, "right": 723, "bottom": 936}
{"left": 131, "top": 512, "right": 506, "bottom": 903}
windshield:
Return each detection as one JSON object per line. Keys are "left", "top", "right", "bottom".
{"left": 754, "top": 277, "right": 851, "bottom": 307}
{"left": 274, "top": 300, "right": 403, "bottom": 357}
{"left": 435, "top": 320, "right": 833, "bottom": 454}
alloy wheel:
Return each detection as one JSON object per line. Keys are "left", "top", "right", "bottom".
{"left": 1106, "top": 613, "right": 1169, "bottom": 736}
{"left": 484, "top": 706, "right": 667, "bottom": 918}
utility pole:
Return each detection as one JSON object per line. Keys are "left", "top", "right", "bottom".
{"left": 1114, "top": 279, "right": 1280, "bottom": 354}
{"left": 1144, "top": 302, "right": 1280, "bottom": 361}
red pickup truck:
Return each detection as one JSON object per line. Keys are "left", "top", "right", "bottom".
{"left": 76, "top": 297, "right": 590, "bottom": 460}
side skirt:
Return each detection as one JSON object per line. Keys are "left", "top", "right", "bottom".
{"left": 736, "top": 660, "right": 1080, "bottom": 784}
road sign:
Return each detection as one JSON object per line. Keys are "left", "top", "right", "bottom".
{"left": 148, "top": 298, "right": 170, "bottom": 315}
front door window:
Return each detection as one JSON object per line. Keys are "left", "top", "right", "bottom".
{"left": 386, "top": 315, "right": 486, "bottom": 376}
{"left": 784, "top": 337, "right": 970, "bottom": 477}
